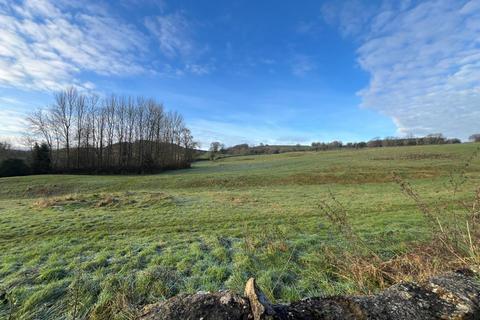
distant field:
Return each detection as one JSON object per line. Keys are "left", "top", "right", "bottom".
{"left": 1, "top": 143, "right": 480, "bottom": 319}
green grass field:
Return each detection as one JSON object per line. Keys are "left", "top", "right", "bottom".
{"left": 1, "top": 143, "right": 480, "bottom": 319}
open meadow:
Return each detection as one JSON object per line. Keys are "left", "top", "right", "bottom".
{"left": 1, "top": 143, "right": 480, "bottom": 319}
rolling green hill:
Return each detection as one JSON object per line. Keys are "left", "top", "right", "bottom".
{"left": 1, "top": 143, "right": 479, "bottom": 319}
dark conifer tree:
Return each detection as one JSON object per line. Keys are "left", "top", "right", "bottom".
{"left": 32, "top": 142, "right": 51, "bottom": 174}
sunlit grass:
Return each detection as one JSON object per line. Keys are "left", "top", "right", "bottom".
{"left": 1, "top": 143, "right": 479, "bottom": 319}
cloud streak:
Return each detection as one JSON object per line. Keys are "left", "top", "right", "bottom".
{"left": 145, "top": 12, "right": 194, "bottom": 59}
{"left": 0, "top": 0, "right": 208, "bottom": 92}
{"left": 0, "top": 0, "right": 150, "bottom": 91}
{"left": 291, "top": 54, "right": 316, "bottom": 77}
{"left": 323, "top": 0, "right": 480, "bottom": 139}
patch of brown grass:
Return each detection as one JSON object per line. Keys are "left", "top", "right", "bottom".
{"left": 145, "top": 192, "right": 174, "bottom": 204}
{"left": 33, "top": 198, "right": 57, "bottom": 208}
{"left": 32, "top": 194, "right": 88, "bottom": 209}
{"left": 317, "top": 147, "right": 480, "bottom": 294}
{"left": 380, "top": 245, "right": 466, "bottom": 283}
{"left": 32, "top": 192, "right": 175, "bottom": 211}
{"left": 95, "top": 195, "right": 121, "bottom": 208}
{"left": 279, "top": 170, "right": 441, "bottom": 186}
{"left": 325, "top": 244, "right": 469, "bottom": 294}
{"left": 25, "top": 184, "right": 65, "bottom": 197}
{"left": 372, "top": 153, "right": 454, "bottom": 161}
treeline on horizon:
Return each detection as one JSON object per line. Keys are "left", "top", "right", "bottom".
{"left": 214, "top": 134, "right": 466, "bottom": 157}
{"left": 312, "top": 134, "right": 462, "bottom": 151}
{"left": 2, "top": 87, "right": 197, "bottom": 176}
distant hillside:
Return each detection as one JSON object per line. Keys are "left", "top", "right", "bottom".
{"left": 209, "top": 135, "right": 463, "bottom": 158}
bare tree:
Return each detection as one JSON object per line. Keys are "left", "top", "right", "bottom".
{"left": 50, "top": 87, "right": 76, "bottom": 168}
{"left": 25, "top": 88, "right": 197, "bottom": 173}
{"left": 75, "top": 93, "right": 86, "bottom": 169}
{"left": 209, "top": 141, "right": 224, "bottom": 160}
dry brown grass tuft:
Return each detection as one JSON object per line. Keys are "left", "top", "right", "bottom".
{"left": 32, "top": 198, "right": 56, "bottom": 209}
{"left": 32, "top": 194, "right": 87, "bottom": 209}
{"left": 144, "top": 192, "right": 174, "bottom": 204}
{"left": 318, "top": 147, "right": 480, "bottom": 294}
{"left": 379, "top": 245, "right": 467, "bottom": 283}
{"left": 95, "top": 195, "right": 121, "bottom": 208}
{"left": 324, "top": 244, "right": 469, "bottom": 294}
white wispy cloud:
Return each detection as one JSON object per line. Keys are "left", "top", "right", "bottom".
{"left": 145, "top": 11, "right": 213, "bottom": 76}
{"left": 0, "top": 93, "right": 46, "bottom": 146}
{"left": 323, "top": 0, "right": 480, "bottom": 139}
{"left": 121, "top": 0, "right": 166, "bottom": 12}
{"left": 0, "top": 0, "right": 150, "bottom": 91}
{"left": 0, "top": 108, "right": 28, "bottom": 147}
{"left": 0, "top": 0, "right": 213, "bottom": 146}
{"left": 0, "top": 0, "right": 210, "bottom": 92}
{"left": 184, "top": 63, "right": 214, "bottom": 76}
{"left": 321, "top": 0, "right": 378, "bottom": 38}
{"left": 145, "top": 12, "right": 194, "bottom": 59}
{"left": 291, "top": 54, "right": 316, "bottom": 77}
{"left": 0, "top": 96, "right": 22, "bottom": 105}
{"left": 0, "top": 109, "right": 27, "bottom": 133}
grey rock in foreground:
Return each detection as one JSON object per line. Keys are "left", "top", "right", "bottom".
{"left": 139, "top": 269, "right": 480, "bottom": 320}
{"left": 139, "top": 291, "right": 251, "bottom": 320}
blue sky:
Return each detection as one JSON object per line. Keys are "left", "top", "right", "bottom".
{"left": 0, "top": 0, "right": 479, "bottom": 148}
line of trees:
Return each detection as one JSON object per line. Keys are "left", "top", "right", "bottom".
{"left": 27, "top": 87, "right": 197, "bottom": 173}
{"left": 312, "top": 134, "right": 461, "bottom": 151}
{"left": 211, "top": 142, "right": 310, "bottom": 157}
{"left": 212, "top": 134, "right": 464, "bottom": 157}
